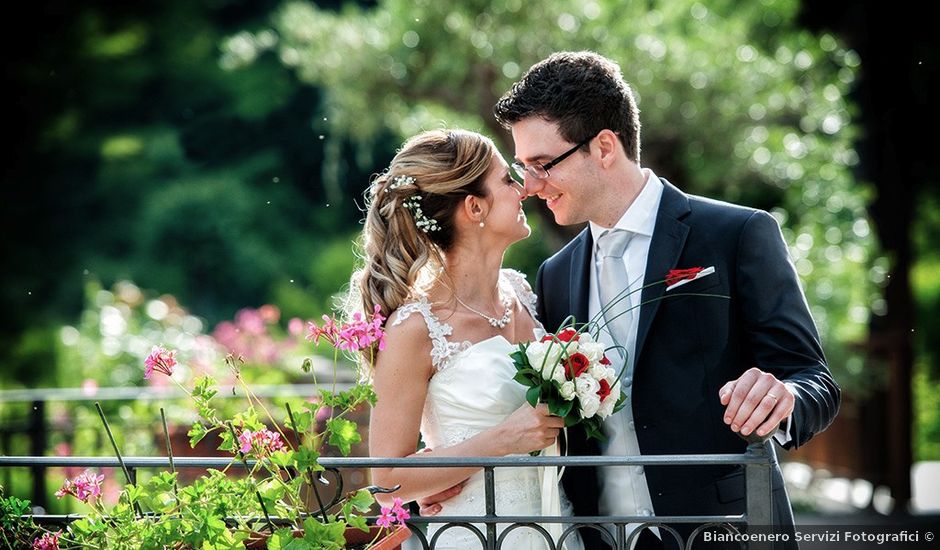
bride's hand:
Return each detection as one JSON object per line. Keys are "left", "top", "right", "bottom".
{"left": 495, "top": 403, "right": 564, "bottom": 454}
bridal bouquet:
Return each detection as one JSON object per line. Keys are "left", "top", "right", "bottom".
{"left": 510, "top": 327, "right": 626, "bottom": 442}
{"left": 511, "top": 266, "right": 723, "bottom": 442}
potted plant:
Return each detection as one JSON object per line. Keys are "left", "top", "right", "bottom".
{"left": 21, "top": 306, "right": 411, "bottom": 549}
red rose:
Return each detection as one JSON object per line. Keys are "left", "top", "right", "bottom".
{"left": 599, "top": 355, "right": 611, "bottom": 365}
{"left": 564, "top": 353, "right": 590, "bottom": 380}
{"left": 541, "top": 328, "right": 581, "bottom": 343}
{"left": 597, "top": 378, "right": 612, "bottom": 402}
{"left": 665, "top": 267, "right": 704, "bottom": 287}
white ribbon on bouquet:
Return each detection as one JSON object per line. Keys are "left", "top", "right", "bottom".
{"left": 539, "top": 427, "right": 568, "bottom": 545}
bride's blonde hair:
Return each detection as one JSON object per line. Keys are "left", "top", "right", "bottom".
{"left": 344, "top": 129, "right": 497, "bottom": 362}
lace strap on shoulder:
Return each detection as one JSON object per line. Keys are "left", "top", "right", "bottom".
{"left": 501, "top": 269, "right": 540, "bottom": 322}
{"left": 391, "top": 298, "right": 455, "bottom": 370}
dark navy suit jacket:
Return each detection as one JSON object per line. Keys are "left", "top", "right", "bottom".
{"left": 535, "top": 181, "right": 840, "bottom": 549}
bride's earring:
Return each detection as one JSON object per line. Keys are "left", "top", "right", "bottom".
{"left": 479, "top": 221, "right": 485, "bottom": 228}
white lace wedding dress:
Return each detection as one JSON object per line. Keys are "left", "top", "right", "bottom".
{"left": 392, "top": 269, "right": 583, "bottom": 550}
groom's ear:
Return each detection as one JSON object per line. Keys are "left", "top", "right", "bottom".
{"left": 595, "top": 129, "right": 621, "bottom": 169}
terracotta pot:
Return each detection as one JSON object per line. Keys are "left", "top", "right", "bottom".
{"left": 343, "top": 525, "right": 411, "bottom": 550}
{"left": 244, "top": 524, "right": 411, "bottom": 550}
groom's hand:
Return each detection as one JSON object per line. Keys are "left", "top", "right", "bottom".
{"left": 416, "top": 483, "right": 464, "bottom": 516}
{"left": 411, "top": 447, "right": 464, "bottom": 516}
{"left": 719, "top": 367, "right": 794, "bottom": 438}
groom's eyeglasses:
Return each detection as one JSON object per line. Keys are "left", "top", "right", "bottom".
{"left": 511, "top": 134, "right": 596, "bottom": 180}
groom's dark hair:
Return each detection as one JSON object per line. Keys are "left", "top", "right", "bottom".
{"left": 494, "top": 51, "right": 642, "bottom": 163}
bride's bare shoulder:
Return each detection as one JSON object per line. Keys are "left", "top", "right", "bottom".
{"left": 376, "top": 306, "right": 434, "bottom": 375}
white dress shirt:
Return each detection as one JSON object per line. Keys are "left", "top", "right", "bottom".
{"left": 588, "top": 169, "right": 663, "bottom": 535}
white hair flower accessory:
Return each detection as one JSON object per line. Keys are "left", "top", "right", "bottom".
{"left": 385, "top": 175, "right": 415, "bottom": 193}
{"left": 387, "top": 175, "right": 439, "bottom": 233}
{"left": 402, "top": 195, "right": 440, "bottom": 233}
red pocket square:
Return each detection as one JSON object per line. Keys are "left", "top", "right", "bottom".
{"left": 665, "top": 266, "right": 715, "bottom": 291}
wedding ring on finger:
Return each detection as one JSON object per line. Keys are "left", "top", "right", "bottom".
{"left": 765, "top": 393, "right": 779, "bottom": 402}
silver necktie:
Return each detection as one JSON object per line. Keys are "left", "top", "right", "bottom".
{"left": 597, "top": 229, "right": 634, "bottom": 358}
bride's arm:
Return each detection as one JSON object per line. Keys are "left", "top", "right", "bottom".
{"left": 369, "top": 313, "right": 561, "bottom": 506}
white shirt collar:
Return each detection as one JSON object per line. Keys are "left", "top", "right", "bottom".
{"left": 589, "top": 168, "right": 664, "bottom": 243}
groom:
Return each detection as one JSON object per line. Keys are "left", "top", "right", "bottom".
{"left": 493, "top": 51, "right": 840, "bottom": 549}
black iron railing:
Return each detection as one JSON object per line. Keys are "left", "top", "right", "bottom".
{"left": 1, "top": 447, "right": 775, "bottom": 550}
{"left": 0, "top": 383, "right": 354, "bottom": 509}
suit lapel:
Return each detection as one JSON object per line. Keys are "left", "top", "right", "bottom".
{"left": 634, "top": 181, "right": 691, "bottom": 364}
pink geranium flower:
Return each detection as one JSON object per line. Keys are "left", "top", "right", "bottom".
{"left": 237, "top": 428, "right": 286, "bottom": 456}
{"left": 55, "top": 470, "right": 104, "bottom": 503}
{"left": 306, "top": 315, "right": 340, "bottom": 345}
{"left": 377, "top": 497, "right": 410, "bottom": 528}
{"left": 32, "top": 530, "right": 61, "bottom": 550}
{"left": 391, "top": 497, "right": 411, "bottom": 522}
{"left": 375, "top": 507, "right": 396, "bottom": 528}
{"left": 144, "top": 346, "right": 177, "bottom": 379}
{"left": 307, "top": 305, "right": 386, "bottom": 352}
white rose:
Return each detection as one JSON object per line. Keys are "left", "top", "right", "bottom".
{"left": 562, "top": 340, "right": 580, "bottom": 356}
{"left": 579, "top": 342, "right": 606, "bottom": 363}
{"left": 579, "top": 394, "right": 601, "bottom": 419}
{"left": 525, "top": 342, "right": 566, "bottom": 384}
{"left": 610, "top": 380, "right": 622, "bottom": 398}
{"left": 575, "top": 375, "right": 600, "bottom": 399}
{"left": 548, "top": 362, "right": 568, "bottom": 385}
{"left": 596, "top": 393, "right": 617, "bottom": 419}
{"left": 524, "top": 341, "right": 547, "bottom": 368}
{"left": 596, "top": 380, "right": 622, "bottom": 419}
{"left": 587, "top": 364, "right": 608, "bottom": 382}
{"left": 559, "top": 381, "right": 577, "bottom": 401}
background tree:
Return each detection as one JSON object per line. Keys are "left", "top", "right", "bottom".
{"left": 1, "top": 0, "right": 388, "bottom": 388}
{"left": 799, "top": 0, "right": 938, "bottom": 511}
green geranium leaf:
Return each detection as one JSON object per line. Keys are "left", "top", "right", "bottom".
{"left": 303, "top": 517, "right": 346, "bottom": 548}
{"left": 124, "top": 483, "right": 144, "bottom": 504}
{"left": 345, "top": 513, "right": 369, "bottom": 531}
{"left": 270, "top": 449, "right": 295, "bottom": 468}
{"left": 351, "top": 383, "right": 377, "bottom": 407}
{"left": 294, "top": 446, "right": 323, "bottom": 472}
{"left": 326, "top": 418, "right": 361, "bottom": 456}
{"left": 188, "top": 422, "right": 208, "bottom": 447}
{"left": 193, "top": 375, "right": 218, "bottom": 400}
{"left": 345, "top": 488, "right": 374, "bottom": 512}
{"left": 281, "top": 539, "right": 316, "bottom": 550}
{"left": 265, "top": 528, "right": 295, "bottom": 550}
{"left": 289, "top": 409, "right": 314, "bottom": 433}
{"left": 210, "top": 528, "right": 248, "bottom": 550}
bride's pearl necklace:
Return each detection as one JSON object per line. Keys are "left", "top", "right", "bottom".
{"left": 454, "top": 293, "right": 513, "bottom": 329}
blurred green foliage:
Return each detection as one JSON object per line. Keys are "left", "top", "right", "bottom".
{"left": 912, "top": 195, "right": 940, "bottom": 460}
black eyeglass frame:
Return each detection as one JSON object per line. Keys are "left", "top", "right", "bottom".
{"left": 511, "top": 133, "right": 597, "bottom": 180}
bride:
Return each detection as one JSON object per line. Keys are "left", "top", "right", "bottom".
{"left": 345, "top": 129, "right": 581, "bottom": 549}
